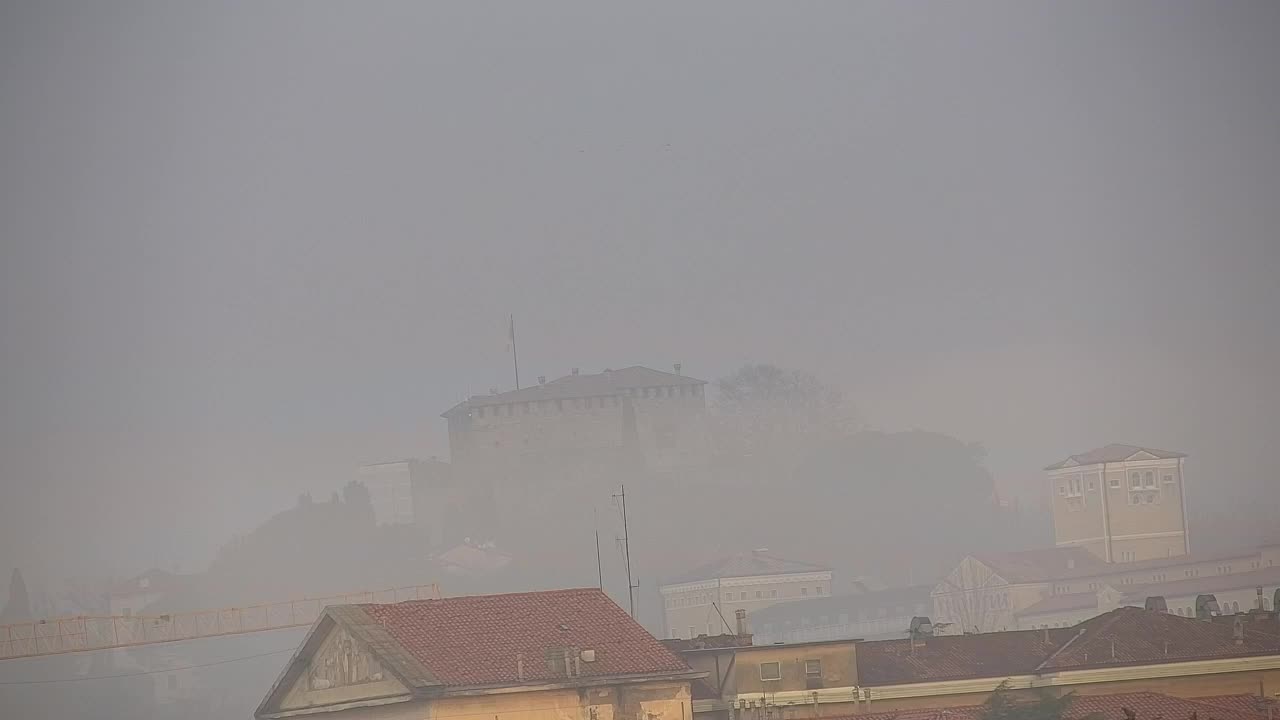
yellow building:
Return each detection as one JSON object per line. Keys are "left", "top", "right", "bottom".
{"left": 255, "top": 588, "right": 703, "bottom": 720}
{"left": 1044, "top": 444, "right": 1189, "bottom": 563}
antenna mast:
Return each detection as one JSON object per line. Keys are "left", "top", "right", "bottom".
{"left": 613, "top": 484, "right": 638, "bottom": 617}
{"left": 509, "top": 314, "right": 520, "bottom": 390}
{"left": 594, "top": 508, "right": 604, "bottom": 590}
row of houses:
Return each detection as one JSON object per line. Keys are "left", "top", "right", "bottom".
{"left": 253, "top": 587, "right": 1280, "bottom": 720}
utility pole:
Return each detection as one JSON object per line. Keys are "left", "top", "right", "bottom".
{"left": 509, "top": 314, "right": 520, "bottom": 390}
{"left": 613, "top": 484, "right": 637, "bottom": 617}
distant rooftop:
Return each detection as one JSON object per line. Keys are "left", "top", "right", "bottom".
{"left": 856, "top": 607, "right": 1280, "bottom": 686}
{"left": 664, "top": 550, "right": 830, "bottom": 586}
{"left": 442, "top": 365, "right": 705, "bottom": 416}
{"left": 1045, "top": 443, "right": 1185, "bottom": 471}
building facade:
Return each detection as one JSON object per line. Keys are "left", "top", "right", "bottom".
{"left": 933, "top": 544, "right": 1280, "bottom": 633}
{"left": 749, "top": 585, "right": 934, "bottom": 644}
{"left": 1044, "top": 444, "right": 1190, "bottom": 563}
{"left": 256, "top": 588, "right": 701, "bottom": 720}
{"left": 661, "top": 551, "right": 833, "bottom": 640}
{"left": 443, "top": 366, "right": 709, "bottom": 475}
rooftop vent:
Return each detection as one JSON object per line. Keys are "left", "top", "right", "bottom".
{"left": 1144, "top": 596, "right": 1168, "bottom": 613}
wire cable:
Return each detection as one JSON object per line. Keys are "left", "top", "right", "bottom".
{"left": 0, "top": 648, "right": 296, "bottom": 685}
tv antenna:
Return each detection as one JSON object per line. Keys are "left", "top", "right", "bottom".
{"left": 612, "top": 484, "right": 638, "bottom": 617}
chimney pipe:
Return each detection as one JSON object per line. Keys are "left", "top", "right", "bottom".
{"left": 735, "top": 608, "right": 748, "bottom": 636}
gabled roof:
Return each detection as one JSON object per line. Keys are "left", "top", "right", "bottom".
{"left": 971, "top": 547, "right": 1106, "bottom": 583}
{"left": 1016, "top": 591, "right": 1103, "bottom": 617}
{"left": 358, "top": 588, "right": 693, "bottom": 687}
{"left": 442, "top": 366, "right": 705, "bottom": 416}
{"left": 1038, "top": 606, "right": 1280, "bottom": 670}
{"left": 857, "top": 627, "right": 1074, "bottom": 685}
{"left": 1045, "top": 444, "right": 1185, "bottom": 470}
{"left": 665, "top": 551, "right": 830, "bottom": 586}
{"left": 832, "top": 692, "right": 1271, "bottom": 720}
{"left": 855, "top": 607, "right": 1280, "bottom": 687}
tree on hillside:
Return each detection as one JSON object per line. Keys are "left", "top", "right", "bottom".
{"left": 712, "top": 364, "right": 854, "bottom": 463}
{"left": 1, "top": 568, "right": 31, "bottom": 622}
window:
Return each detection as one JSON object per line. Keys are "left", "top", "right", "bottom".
{"left": 688, "top": 626, "right": 696, "bottom": 638}
{"left": 769, "top": 589, "right": 777, "bottom": 598}
{"left": 816, "top": 586, "right": 824, "bottom": 596}
{"left": 756, "top": 591, "right": 763, "bottom": 599}
{"left": 804, "top": 659, "right": 823, "bottom": 688}
{"left": 1163, "top": 474, "right": 1175, "bottom": 484}
{"left": 801, "top": 587, "right": 809, "bottom": 596}
{"left": 1109, "top": 477, "right": 1121, "bottom": 489}
{"left": 1144, "top": 471, "right": 1156, "bottom": 488}
{"left": 1058, "top": 485, "right": 1067, "bottom": 496}
{"left": 1088, "top": 480, "right": 1095, "bottom": 491}
{"left": 760, "top": 662, "right": 782, "bottom": 681}
{"left": 1130, "top": 472, "right": 1142, "bottom": 490}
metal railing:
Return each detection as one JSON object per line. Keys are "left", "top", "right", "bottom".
{"left": 0, "top": 584, "right": 439, "bottom": 660}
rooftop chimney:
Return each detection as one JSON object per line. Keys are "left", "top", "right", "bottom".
{"left": 1233, "top": 616, "right": 1246, "bottom": 645}
{"left": 735, "top": 608, "right": 748, "bottom": 636}
{"left": 571, "top": 368, "right": 579, "bottom": 375}
{"left": 674, "top": 363, "right": 682, "bottom": 375}
{"left": 1145, "top": 596, "right": 1168, "bottom": 613}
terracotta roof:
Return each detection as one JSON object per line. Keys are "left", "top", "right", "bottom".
{"left": 857, "top": 627, "right": 1075, "bottom": 685}
{"left": 666, "top": 551, "right": 830, "bottom": 585}
{"left": 857, "top": 608, "right": 1280, "bottom": 686}
{"left": 1017, "top": 591, "right": 1102, "bottom": 617}
{"left": 1038, "top": 606, "right": 1280, "bottom": 671}
{"left": 442, "top": 366, "right": 705, "bottom": 415}
{"left": 973, "top": 547, "right": 1107, "bottom": 583}
{"left": 359, "top": 588, "right": 692, "bottom": 687}
{"left": 833, "top": 692, "right": 1268, "bottom": 720}
{"left": 1045, "top": 444, "right": 1185, "bottom": 470}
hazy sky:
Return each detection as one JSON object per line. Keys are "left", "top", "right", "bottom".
{"left": 2, "top": 1, "right": 1278, "bottom": 589}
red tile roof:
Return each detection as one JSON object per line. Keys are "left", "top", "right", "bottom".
{"left": 359, "top": 588, "right": 691, "bottom": 687}
{"left": 1038, "top": 607, "right": 1280, "bottom": 671}
{"left": 857, "top": 608, "right": 1280, "bottom": 686}
{"left": 834, "top": 693, "right": 1268, "bottom": 720}
{"left": 857, "top": 628, "right": 1076, "bottom": 685}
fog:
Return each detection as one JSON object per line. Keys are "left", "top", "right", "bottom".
{"left": 2, "top": 1, "right": 1279, "bottom": 717}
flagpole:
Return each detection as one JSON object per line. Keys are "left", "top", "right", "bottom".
{"left": 510, "top": 314, "right": 520, "bottom": 390}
